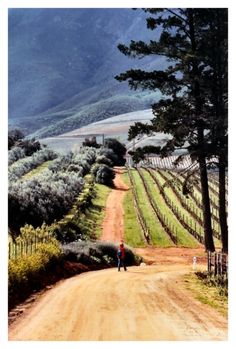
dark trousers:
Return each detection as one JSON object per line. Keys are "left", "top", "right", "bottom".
{"left": 118, "top": 258, "right": 127, "bottom": 271}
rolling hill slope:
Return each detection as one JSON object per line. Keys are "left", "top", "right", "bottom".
{"left": 40, "top": 109, "right": 171, "bottom": 153}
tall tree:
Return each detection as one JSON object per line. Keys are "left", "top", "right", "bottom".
{"left": 199, "top": 9, "right": 228, "bottom": 252}
{"left": 115, "top": 8, "right": 227, "bottom": 252}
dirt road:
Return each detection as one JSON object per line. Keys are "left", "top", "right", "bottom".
{"left": 101, "top": 167, "right": 128, "bottom": 242}
{"left": 9, "top": 168, "right": 227, "bottom": 340}
{"left": 9, "top": 261, "right": 227, "bottom": 341}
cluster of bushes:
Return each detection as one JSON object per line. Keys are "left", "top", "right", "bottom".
{"left": 91, "top": 163, "right": 115, "bottom": 186}
{"left": 9, "top": 239, "right": 63, "bottom": 309}
{"left": 104, "top": 138, "right": 126, "bottom": 166}
{"left": 49, "top": 147, "right": 96, "bottom": 174}
{"left": 8, "top": 148, "right": 99, "bottom": 235}
{"left": 62, "top": 240, "right": 141, "bottom": 268}
{"left": 8, "top": 129, "right": 25, "bottom": 150}
{"left": 8, "top": 140, "right": 43, "bottom": 166}
{"left": 8, "top": 147, "right": 27, "bottom": 166}
{"left": 8, "top": 139, "right": 126, "bottom": 236}
{"left": 9, "top": 169, "right": 85, "bottom": 233}
{"left": 8, "top": 128, "right": 41, "bottom": 162}
{"left": 8, "top": 148, "right": 58, "bottom": 181}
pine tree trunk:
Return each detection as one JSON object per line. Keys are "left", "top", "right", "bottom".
{"left": 188, "top": 9, "right": 215, "bottom": 252}
{"left": 198, "top": 157, "right": 215, "bottom": 252}
{"left": 197, "top": 126, "right": 215, "bottom": 252}
{"left": 218, "top": 153, "right": 228, "bottom": 253}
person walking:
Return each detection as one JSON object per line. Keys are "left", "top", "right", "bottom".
{"left": 117, "top": 242, "right": 127, "bottom": 271}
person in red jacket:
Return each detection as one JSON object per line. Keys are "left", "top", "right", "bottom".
{"left": 117, "top": 242, "right": 127, "bottom": 271}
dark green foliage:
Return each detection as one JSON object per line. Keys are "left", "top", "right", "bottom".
{"left": 97, "top": 147, "right": 119, "bottom": 166}
{"left": 82, "top": 136, "right": 101, "bottom": 148}
{"left": 104, "top": 138, "right": 126, "bottom": 166}
{"left": 96, "top": 155, "right": 113, "bottom": 167}
{"left": 8, "top": 129, "right": 41, "bottom": 157}
{"left": 128, "top": 145, "right": 161, "bottom": 163}
{"left": 15, "top": 139, "right": 41, "bottom": 156}
{"left": 91, "top": 163, "right": 115, "bottom": 186}
{"left": 8, "top": 128, "right": 24, "bottom": 149}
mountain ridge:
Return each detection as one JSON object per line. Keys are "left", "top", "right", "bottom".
{"left": 9, "top": 8, "right": 165, "bottom": 137}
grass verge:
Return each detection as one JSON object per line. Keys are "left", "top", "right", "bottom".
{"left": 183, "top": 272, "right": 228, "bottom": 317}
{"left": 21, "top": 160, "right": 53, "bottom": 179}
{"left": 88, "top": 183, "right": 111, "bottom": 238}
{"left": 9, "top": 239, "right": 62, "bottom": 310}
{"left": 122, "top": 171, "right": 146, "bottom": 247}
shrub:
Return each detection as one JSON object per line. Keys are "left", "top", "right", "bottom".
{"left": 9, "top": 239, "right": 62, "bottom": 309}
{"left": 95, "top": 164, "right": 115, "bottom": 186}
{"left": 8, "top": 147, "right": 26, "bottom": 166}
{"left": 48, "top": 148, "right": 96, "bottom": 175}
{"left": 16, "top": 139, "right": 41, "bottom": 156}
{"left": 9, "top": 170, "right": 84, "bottom": 232}
{"left": 104, "top": 138, "right": 126, "bottom": 166}
{"left": 195, "top": 271, "right": 228, "bottom": 297}
{"left": 96, "top": 155, "right": 113, "bottom": 166}
{"left": 8, "top": 148, "right": 58, "bottom": 182}
{"left": 8, "top": 129, "right": 24, "bottom": 150}
{"left": 62, "top": 240, "right": 141, "bottom": 267}
{"left": 97, "top": 147, "right": 118, "bottom": 166}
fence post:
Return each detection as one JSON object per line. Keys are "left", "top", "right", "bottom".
{"left": 219, "top": 253, "right": 223, "bottom": 276}
{"left": 207, "top": 251, "right": 211, "bottom": 273}
{"left": 214, "top": 253, "right": 217, "bottom": 276}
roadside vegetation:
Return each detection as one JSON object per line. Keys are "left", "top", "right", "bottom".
{"left": 183, "top": 272, "right": 228, "bottom": 317}
{"left": 8, "top": 133, "right": 137, "bottom": 310}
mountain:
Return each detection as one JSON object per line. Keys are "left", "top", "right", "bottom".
{"left": 9, "top": 8, "right": 166, "bottom": 137}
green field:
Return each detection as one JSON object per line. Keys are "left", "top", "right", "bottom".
{"left": 122, "top": 167, "right": 224, "bottom": 250}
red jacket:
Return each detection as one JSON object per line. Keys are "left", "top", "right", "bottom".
{"left": 119, "top": 245, "right": 125, "bottom": 259}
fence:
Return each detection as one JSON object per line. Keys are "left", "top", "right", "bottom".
{"left": 8, "top": 233, "right": 53, "bottom": 260}
{"left": 207, "top": 251, "right": 228, "bottom": 277}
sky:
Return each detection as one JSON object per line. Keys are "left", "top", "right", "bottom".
{"left": 1, "top": 1, "right": 236, "bottom": 349}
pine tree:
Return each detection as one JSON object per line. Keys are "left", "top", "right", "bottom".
{"left": 198, "top": 9, "right": 228, "bottom": 252}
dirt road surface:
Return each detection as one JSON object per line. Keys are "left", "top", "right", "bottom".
{"left": 9, "top": 261, "right": 227, "bottom": 341}
{"left": 9, "top": 167, "right": 228, "bottom": 341}
{"left": 101, "top": 167, "right": 128, "bottom": 243}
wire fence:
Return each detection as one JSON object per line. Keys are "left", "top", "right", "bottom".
{"left": 127, "top": 167, "right": 151, "bottom": 244}
{"left": 207, "top": 251, "right": 228, "bottom": 277}
{"left": 8, "top": 233, "right": 53, "bottom": 260}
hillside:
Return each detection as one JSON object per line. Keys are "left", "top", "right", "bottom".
{"left": 9, "top": 8, "right": 165, "bottom": 136}
{"left": 39, "top": 109, "right": 172, "bottom": 153}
